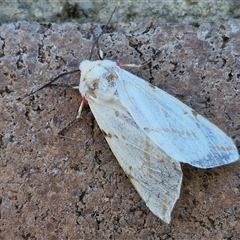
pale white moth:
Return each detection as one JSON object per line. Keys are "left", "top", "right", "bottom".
{"left": 76, "top": 58, "right": 239, "bottom": 224}
{"left": 27, "top": 19, "right": 239, "bottom": 223}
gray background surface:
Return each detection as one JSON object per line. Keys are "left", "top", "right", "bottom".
{"left": 0, "top": 0, "right": 240, "bottom": 24}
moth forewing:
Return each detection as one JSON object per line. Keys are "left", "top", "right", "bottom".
{"left": 87, "top": 96, "right": 183, "bottom": 224}
{"left": 109, "top": 62, "right": 239, "bottom": 168}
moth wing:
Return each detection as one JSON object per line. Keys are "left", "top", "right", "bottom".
{"left": 116, "top": 68, "right": 239, "bottom": 168}
{"left": 88, "top": 98, "right": 183, "bottom": 224}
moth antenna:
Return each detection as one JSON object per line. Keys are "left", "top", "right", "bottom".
{"left": 89, "top": 7, "right": 116, "bottom": 60}
{"left": 119, "top": 44, "right": 170, "bottom": 68}
{"left": 23, "top": 69, "right": 80, "bottom": 98}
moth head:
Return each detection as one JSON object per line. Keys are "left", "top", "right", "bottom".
{"left": 79, "top": 59, "right": 119, "bottom": 101}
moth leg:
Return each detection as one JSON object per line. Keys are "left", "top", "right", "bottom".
{"left": 58, "top": 97, "right": 86, "bottom": 135}
{"left": 76, "top": 100, "right": 85, "bottom": 119}
{"left": 72, "top": 86, "right": 79, "bottom": 89}
{"left": 118, "top": 50, "right": 162, "bottom": 69}
{"left": 118, "top": 63, "right": 142, "bottom": 68}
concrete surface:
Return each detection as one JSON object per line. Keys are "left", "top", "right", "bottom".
{"left": 0, "top": 0, "right": 240, "bottom": 24}
{"left": 0, "top": 19, "right": 240, "bottom": 239}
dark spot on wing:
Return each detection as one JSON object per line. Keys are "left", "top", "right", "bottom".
{"left": 106, "top": 73, "right": 117, "bottom": 82}
{"left": 93, "top": 82, "right": 99, "bottom": 89}
{"left": 101, "top": 129, "right": 112, "bottom": 138}
{"left": 192, "top": 110, "right": 198, "bottom": 118}
{"left": 115, "top": 110, "right": 119, "bottom": 117}
{"left": 149, "top": 83, "right": 156, "bottom": 90}
{"left": 88, "top": 89, "right": 97, "bottom": 98}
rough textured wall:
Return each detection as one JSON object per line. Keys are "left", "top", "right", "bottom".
{"left": 0, "top": 19, "right": 240, "bottom": 239}
{"left": 0, "top": 0, "right": 240, "bottom": 24}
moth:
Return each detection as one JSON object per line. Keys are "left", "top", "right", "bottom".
{"left": 28, "top": 17, "right": 239, "bottom": 223}
{"left": 76, "top": 59, "right": 239, "bottom": 223}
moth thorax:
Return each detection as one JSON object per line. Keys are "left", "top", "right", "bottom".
{"left": 91, "top": 73, "right": 118, "bottom": 101}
